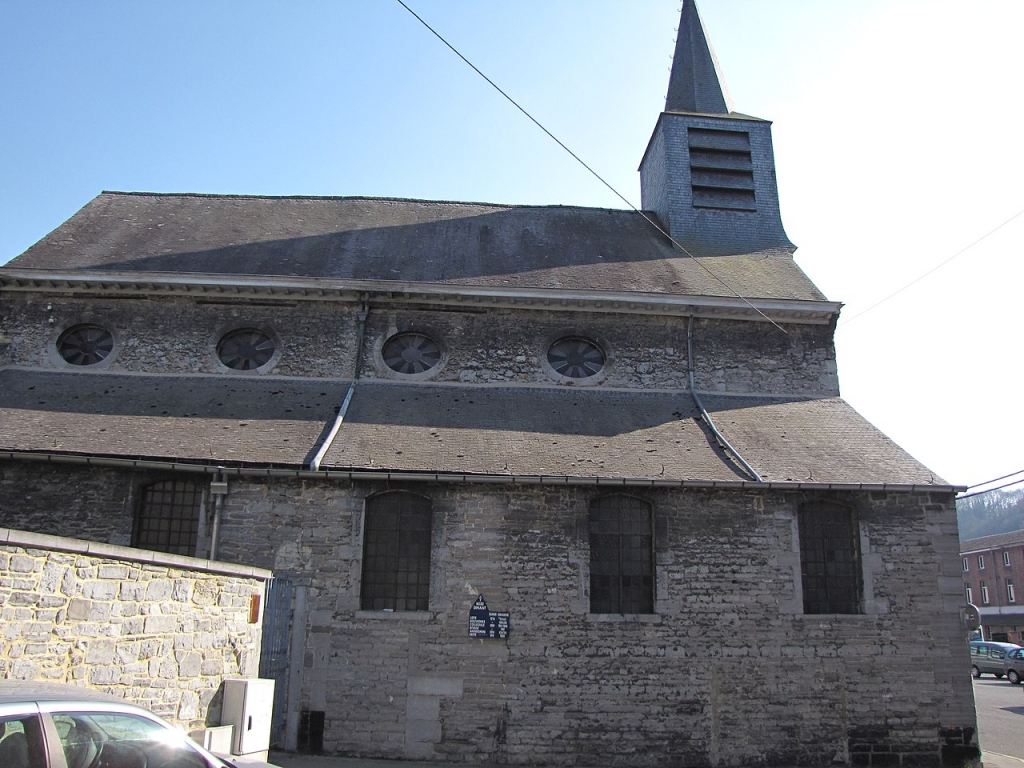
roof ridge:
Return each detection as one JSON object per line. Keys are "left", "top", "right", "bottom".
{"left": 96, "top": 190, "right": 638, "bottom": 215}
{"left": 961, "top": 528, "right": 1024, "bottom": 547}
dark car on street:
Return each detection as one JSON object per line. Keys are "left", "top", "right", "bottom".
{"left": 970, "top": 640, "right": 1024, "bottom": 681}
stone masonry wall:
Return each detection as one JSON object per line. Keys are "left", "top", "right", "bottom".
{"left": 0, "top": 459, "right": 976, "bottom": 766}
{"left": 1, "top": 293, "right": 839, "bottom": 397}
{"left": 213, "top": 477, "right": 973, "bottom": 768}
{"left": 0, "top": 527, "right": 271, "bottom": 731}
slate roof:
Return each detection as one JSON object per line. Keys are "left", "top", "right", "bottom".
{"left": 0, "top": 370, "right": 946, "bottom": 487}
{"left": 0, "top": 370, "right": 342, "bottom": 466}
{"left": 6, "top": 192, "right": 826, "bottom": 302}
{"left": 960, "top": 529, "right": 1024, "bottom": 552}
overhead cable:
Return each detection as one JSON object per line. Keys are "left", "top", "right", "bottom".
{"left": 839, "top": 207, "right": 1024, "bottom": 328}
{"left": 393, "top": 0, "right": 787, "bottom": 333}
{"left": 957, "top": 475, "right": 1024, "bottom": 500}
{"left": 964, "top": 469, "right": 1024, "bottom": 491}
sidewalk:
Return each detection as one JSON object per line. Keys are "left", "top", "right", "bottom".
{"left": 268, "top": 751, "right": 1024, "bottom": 768}
{"left": 268, "top": 754, "right": 494, "bottom": 768}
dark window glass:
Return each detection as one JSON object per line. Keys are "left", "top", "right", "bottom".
{"left": 0, "top": 715, "right": 46, "bottom": 768}
{"left": 589, "top": 496, "right": 654, "bottom": 614}
{"left": 217, "top": 328, "right": 276, "bottom": 371}
{"left": 382, "top": 332, "right": 441, "bottom": 375}
{"left": 53, "top": 712, "right": 206, "bottom": 768}
{"left": 798, "top": 501, "right": 862, "bottom": 614}
{"left": 360, "top": 492, "right": 432, "bottom": 611}
{"left": 548, "top": 337, "right": 605, "bottom": 379}
{"left": 57, "top": 324, "right": 114, "bottom": 366}
{"left": 134, "top": 480, "right": 202, "bottom": 557}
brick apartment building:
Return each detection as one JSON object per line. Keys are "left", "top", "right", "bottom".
{"left": 961, "top": 529, "right": 1024, "bottom": 643}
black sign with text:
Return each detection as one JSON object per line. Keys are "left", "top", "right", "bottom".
{"left": 468, "top": 595, "right": 510, "bottom": 639}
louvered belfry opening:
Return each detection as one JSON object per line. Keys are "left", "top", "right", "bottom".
{"left": 688, "top": 127, "right": 756, "bottom": 211}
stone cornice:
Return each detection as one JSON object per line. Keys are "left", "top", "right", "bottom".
{"left": 0, "top": 268, "right": 842, "bottom": 324}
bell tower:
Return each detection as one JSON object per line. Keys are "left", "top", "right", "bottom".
{"left": 639, "top": 0, "right": 794, "bottom": 257}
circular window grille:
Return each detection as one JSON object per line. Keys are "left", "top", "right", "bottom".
{"left": 382, "top": 332, "right": 441, "bottom": 375}
{"left": 547, "top": 337, "right": 605, "bottom": 379}
{"left": 217, "top": 328, "right": 277, "bottom": 371}
{"left": 56, "top": 324, "right": 114, "bottom": 366}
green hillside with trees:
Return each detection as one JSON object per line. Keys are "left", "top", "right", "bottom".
{"left": 957, "top": 488, "right": 1024, "bottom": 541}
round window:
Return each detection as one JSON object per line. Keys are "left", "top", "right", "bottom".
{"left": 547, "top": 337, "right": 605, "bottom": 379}
{"left": 382, "top": 332, "right": 441, "bottom": 375}
{"left": 56, "top": 324, "right": 115, "bottom": 366}
{"left": 217, "top": 328, "right": 277, "bottom": 371}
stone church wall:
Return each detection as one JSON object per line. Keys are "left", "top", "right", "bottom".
{"left": 0, "top": 458, "right": 973, "bottom": 766}
{"left": 1, "top": 293, "right": 838, "bottom": 396}
{"left": 214, "top": 477, "right": 968, "bottom": 767}
{"left": 0, "top": 526, "right": 270, "bottom": 731}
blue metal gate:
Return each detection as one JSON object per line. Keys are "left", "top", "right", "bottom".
{"left": 258, "top": 577, "right": 294, "bottom": 748}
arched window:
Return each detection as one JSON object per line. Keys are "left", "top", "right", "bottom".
{"left": 133, "top": 480, "right": 203, "bottom": 557}
{"left": 360, "top": 492, "right": 432, "bottom": 611}
{"left": 798, "top": 500, "right": 862, "bottom": 614}
{"left": 589, "top": 495, "right": 654, "bottom": 614}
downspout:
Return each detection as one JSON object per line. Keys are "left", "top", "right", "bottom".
{"left": 310, "top": 300, "right": 369, "bottom": 471}
{"left": 209, "top": 470, "right": 228, "bottom": 560}
{"left": 687, "top": 315, "right": 763, "bottom": 483}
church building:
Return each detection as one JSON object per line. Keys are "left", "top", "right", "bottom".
{"left": 0, "top": 3, "right": 977, "bottom": 766}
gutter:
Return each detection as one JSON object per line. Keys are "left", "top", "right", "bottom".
{"left": 0, "top": 450, "right": 966, "bottom": 494}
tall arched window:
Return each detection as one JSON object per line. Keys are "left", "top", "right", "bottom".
{"left": 360, "top": 492, "right": 432, "bottom": 612}
{"left": 133, "top": 480, "right": 203, "bottom": 557}
{"left": 798, "top": 500, "right": 862, "bottom": 614}
{"left": 589, "top": 495, "right": 654, "bottom": 614}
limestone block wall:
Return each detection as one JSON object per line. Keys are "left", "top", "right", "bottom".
{"left": 0, "top": 462, "right": 140, "bottom": 547}
{"left": 1, "top": 292, "right": 839, "bottom": 397}
{"left": 0, "top": 527, "right": 271, "bottom": 730}
{"left": 214, "top": 477, "right": 974, "bottom": 768}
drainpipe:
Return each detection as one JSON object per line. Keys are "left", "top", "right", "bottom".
{"left": 209, "top": 470, "right": 228, "bottom": 560}
{"left": 687, "top": 315, "right": 763, "bottom": 483}
{"left": 310, "top": 300, "right": 369, "bottom": 471}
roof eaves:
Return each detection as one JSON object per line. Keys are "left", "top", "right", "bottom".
{"left": 0, "top": 450, "right": 964, "bottom": 493}
{"left": 0, "top": 268, "right": 843, "bottom": 324}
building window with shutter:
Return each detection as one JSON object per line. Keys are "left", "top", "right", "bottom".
{"left": 589, "top": 495, "right": 654, "bottom": 614}
{"left": 133, "top": 480, "right": 203, "bottom": 557}
{"left": 360, "top": 491, "right": 432, "bottom": 612}
{"left": 798, "top": 500, "right": 862, "bottom": 615}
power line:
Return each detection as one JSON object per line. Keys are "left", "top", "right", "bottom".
{"left": 957, "top": 476, "right": 1024, "bottom": 501}
{"left": 839, "top": 206, "right": 1024, "bottom": 328}
{"left": 393, "top": 0, "right": 787, "bottom": 333}
{"left": 965, "top": 469, "right": 1024, "bottom": 491}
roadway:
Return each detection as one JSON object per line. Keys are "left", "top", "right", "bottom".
{"left": 974, "top": 677, "right": 1024, "bottom": 764}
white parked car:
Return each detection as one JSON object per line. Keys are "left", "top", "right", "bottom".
{"left": 0, "top": 681, "right": 281, "bottom": 768}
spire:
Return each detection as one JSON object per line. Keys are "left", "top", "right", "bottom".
{"left": 664, "top": 0, "right": 734, "bottom": 114}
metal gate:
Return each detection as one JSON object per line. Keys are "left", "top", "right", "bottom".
{"left": 258, "top": 576, "right": 294, "bottom": 748}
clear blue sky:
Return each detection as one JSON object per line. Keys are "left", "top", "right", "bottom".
{"left": 2, "top": 1, "right": 1022, "bottom": 490}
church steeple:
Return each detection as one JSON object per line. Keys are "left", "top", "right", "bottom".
{"left": 664, "top": 0, "right": 733, "bottom": 115}
{"left": 638, "top": 0, "right": 794, "bottom": 257}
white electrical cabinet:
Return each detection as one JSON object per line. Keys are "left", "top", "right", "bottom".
{"left": 220, "top": 678, "right": 276, "bottom": 758}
